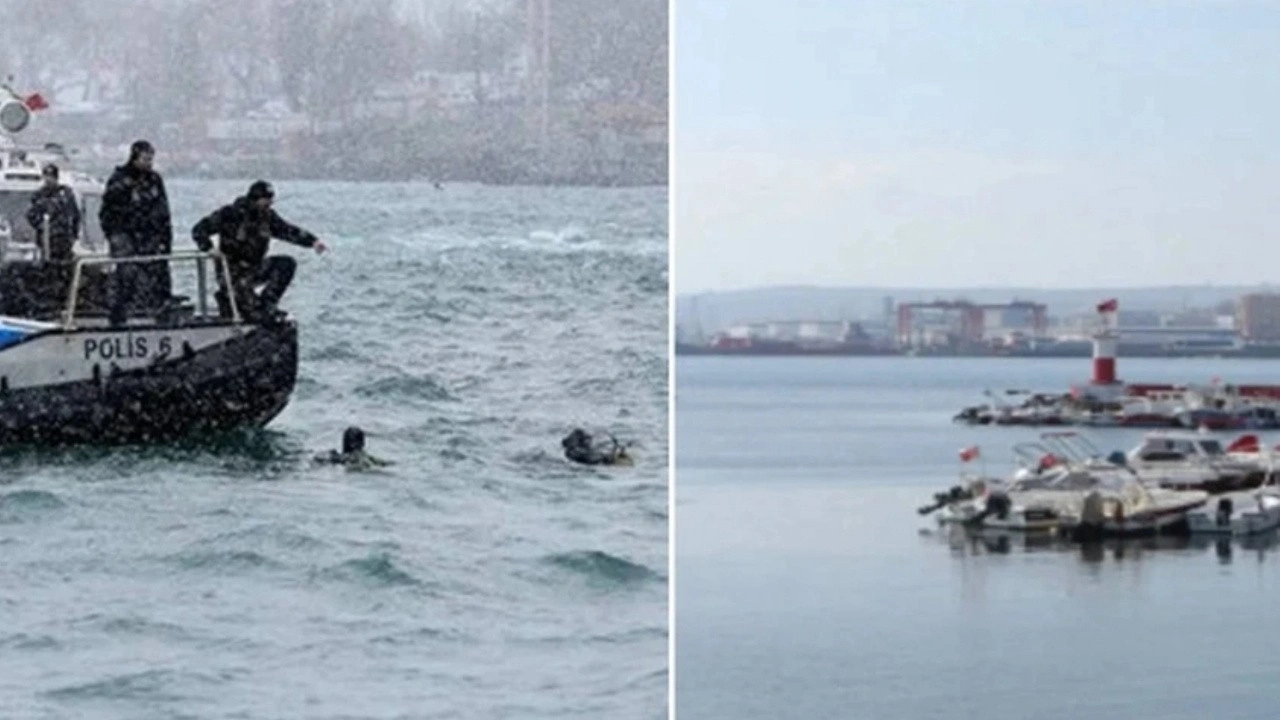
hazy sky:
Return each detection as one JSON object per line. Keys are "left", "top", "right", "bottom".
{"left": 675, "top": 0, "right": 1280, "bottom": 293}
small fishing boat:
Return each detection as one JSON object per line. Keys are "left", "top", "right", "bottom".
{"left": 923, "top": 432, "right": 1208, "bottom": 538}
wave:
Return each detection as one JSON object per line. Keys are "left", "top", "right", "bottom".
{"left": 529, "top": 226, "right": 588, "bottom": 244}
{"left": 355, "top": 373, "right": 457, "bottom": 403}
{"left": 196, "top": 523, "right": 331, "bottom": 553}
{"left": 0, "top": 632, "right": 60, "bottom": 650}
{"left": 0, "top": 489, "right": 66, "bottom": 522}
{"left": 45, "top": 669, "right": 180, "bottom": 701}
{"left": 315, "top": 552, "right": 422, "bottom": 589}
{"left": 162, "top": 549, "right": 284, "bottom": 573}
{"left": 542, "top": 550, "right": 661, "bottom": 586}
{"left": 142, "top": 428, "right": 302, "bottom": 464}
{"left": 81, "top": 614, "right": 196, "bottom": 642}
{"left": 303, "top": 340, "right": 369, "bottom": 363}
{"left": 369, "top": 626, "right": 473, "bottom": 645}
{"left": 293, "top": 375, "right": 328, "bottom": 401}
{"left": 426, "top": 227, "right": 664, "bottom": 258}
{"left": 519, "top": 627, "right": 667, "bottom": 647}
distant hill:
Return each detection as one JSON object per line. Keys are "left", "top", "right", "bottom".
{"left": 675, "top": 284, "right": 1280, "bottom": 335}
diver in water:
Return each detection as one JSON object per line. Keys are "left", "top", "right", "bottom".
{"left": 315, "top": 426, "right": 391, "bottom": 469}
{"left": 561, "top": 428, "right": 632, "bottom": 466}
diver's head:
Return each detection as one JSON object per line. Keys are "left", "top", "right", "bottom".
{"left": 342, "top": 426, "right": 365, "bottom": 454}
{"left": 562, "top": 428, "right": 590, "bottom": 448}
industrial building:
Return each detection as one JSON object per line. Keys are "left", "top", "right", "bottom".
{"left": 894, "top": 299, "right": 1048, "bottom": 350}
{"left": 1237, "top": 294, "right": 1280, "bottom": 342}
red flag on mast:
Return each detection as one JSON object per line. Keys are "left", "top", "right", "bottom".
{"left": 959, "top": 445, "right": 980, "bottom": 462}
{"left": 23, "top": 93, "right": 48, "bottom": 111}
{"left": 1096, "top": 298, "right": 1118, "bottom": 313}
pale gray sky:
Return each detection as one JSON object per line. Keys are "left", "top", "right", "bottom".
{"left": 675, "top": 0, "right": 1280, "bottom": 293}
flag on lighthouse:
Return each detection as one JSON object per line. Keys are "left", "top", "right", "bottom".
{"left": 959, "top": 445, "right": 980, "bottom": 462}
{"left": 1096, "top": 298, "right": 1118, "bottom": 313}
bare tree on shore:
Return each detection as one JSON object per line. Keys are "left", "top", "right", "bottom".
{"left": 0, "top": 0, "right": 668, "bottom": 183}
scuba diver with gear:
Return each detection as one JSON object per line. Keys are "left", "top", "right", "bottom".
{"left": 314, "top": 426, "right": 391, "bottom": 469}
{"left": 561, "top": 427, "right": 632, "bottom": 466}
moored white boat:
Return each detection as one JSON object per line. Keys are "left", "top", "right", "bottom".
{"left": 1186, "top": 489, "right": 1280, "bottom": 536}
{"left": 1123, "top": 430, "right": 1271, "bottom": 494}
{"left": 926, "top": 432, "right": 1208, "bottom": 538}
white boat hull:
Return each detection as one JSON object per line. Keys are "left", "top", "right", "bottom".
{"left": 1187, "top": 490, "right": 1280, "bottom": 536}
{"left": 935, "top": 486, "right": 1206, "bottom": 537}
{"left": 0, "top": 315, "right": 298, "bottom": 445}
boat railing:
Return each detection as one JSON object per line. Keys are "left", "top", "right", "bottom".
{"left": 1040, "top": 430, "right": 1159, "bottom": 496}
{"left": 1039, "top": 431, "right": 1105, "bottom": 463}
{"left": 38, "top": 213, "right": 50, "bottom": 263}
{"left": 983, "top": 388, "right": 1034, "bottom": 410}
{"left": 60, "top": 250, "right": 241, "bottom": 329}
{"left": 1011, "top": 441, "right": 1056, "bottom": 466}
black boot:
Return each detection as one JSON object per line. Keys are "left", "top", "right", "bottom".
{"left": 214, "top": 289, "right": 232, "bottom": 319}
{"left": 256, "top": 299, "right": 287, "bottom": 325}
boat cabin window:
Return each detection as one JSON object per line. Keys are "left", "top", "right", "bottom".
{"left": 1137, "top": 438, "right": 1197, "bottom": 461}
{"left": 1139, "top": 437, "right": 1225, "bottom": 461}
{"left": 80, "top": 194, "right": 106, "bottom": 252}
{"left": 0, "top": 190, "right": 38, "bottom": 245}
{"left": 1197, "top": 440, "right": 1224, "bottom": 456}
{"left": 0, "top": 189, "right": 106, "bottom": 254}
{"left": 1140, "top": 449, "right": 1186, "bottom": 461}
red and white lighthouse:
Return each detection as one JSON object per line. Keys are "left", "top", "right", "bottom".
{"left": 1092, "top": 298, "right": 1119, "bottom": 385}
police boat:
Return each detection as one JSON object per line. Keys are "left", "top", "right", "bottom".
{"left": 0, "top": 250, "right": 298, "bottom": 445}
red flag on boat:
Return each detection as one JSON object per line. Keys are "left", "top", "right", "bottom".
{"left": 1096, "top": 298, "right": 1118, "bottom": 313}
{"left": 1038, "top": 453, "right": 1062, "bottom": 470}
{"left": 959, "top": 445, "right": 980, "bottom": 462}
{"left": 23, "top": 93, "right": 47, "bottom": 111}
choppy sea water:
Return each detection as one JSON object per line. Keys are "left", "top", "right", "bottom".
{"left": 0, "top": 180, "right": 668, "bottom": 720}
{"left": 677, "top": 356, "right": 1280, "bottom": 720}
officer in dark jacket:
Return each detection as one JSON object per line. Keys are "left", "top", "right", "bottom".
{"left": 191, "top": 180, "right": 327, "bottom": 321}
{"left": 26, "top": 163, "right": 80, "bottom": 262}
{"left": 99, "top": 140, "right": 174, "bottom": 325}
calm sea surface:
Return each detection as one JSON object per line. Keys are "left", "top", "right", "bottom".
{"left": 677, "top": 355, "right": 1280, "bottom": 720}
{"left": 0, "top": 179, "right": 668, "bottom": 720}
